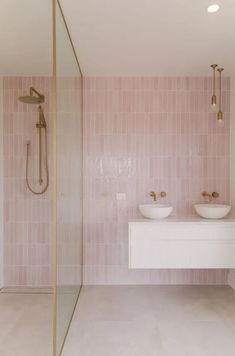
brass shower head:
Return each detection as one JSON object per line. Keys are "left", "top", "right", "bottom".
{"left": 18, "top": 87, "right": 45, "bottom": 104}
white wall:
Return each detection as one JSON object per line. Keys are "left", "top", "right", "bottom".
{"left": 0, "top": 77, "right": 3, "bottom": 288}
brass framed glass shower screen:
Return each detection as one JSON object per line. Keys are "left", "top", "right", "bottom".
{"left": 52, "top": 1, "right": 83, "bottom": 355}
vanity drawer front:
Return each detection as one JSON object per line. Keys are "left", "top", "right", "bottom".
{"left": 128, "top": 223, "right": 235, "bottom": 269}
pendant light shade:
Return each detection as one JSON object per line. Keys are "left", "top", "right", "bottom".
{"left": 217, "top": 67, "right": 224, "bottom": 123}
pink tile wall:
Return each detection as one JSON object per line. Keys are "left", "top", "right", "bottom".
{"left": 3, "top": 77, "right": 52, "bottom": 286}
{"left": 57, "top": 77, "right": 83, "bottom": 286}
{"left": 83, "top": 77, "right": 230, "bottom": 285}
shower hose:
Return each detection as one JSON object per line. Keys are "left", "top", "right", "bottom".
{"left": 26, "top": 127, "right": 49, "bottom": 195}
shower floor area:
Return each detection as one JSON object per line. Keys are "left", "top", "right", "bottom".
{"left": 0, "top": 288, "right": 52, "bottom": 356}
{"left": 62, "top": 285, "right": 235, "bottom": 356}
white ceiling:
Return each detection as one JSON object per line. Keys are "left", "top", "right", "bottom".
{"left": 0, "top": 0, "right": 52, "bottom": 76}
{"left": 1, "top": 0, "right": 235, "bottom": 76}
{"left": 0, "top": 0, "right": 78, "bottom": 77}
{"left": 60, "top": 0, "right": 235, "bottom": 76}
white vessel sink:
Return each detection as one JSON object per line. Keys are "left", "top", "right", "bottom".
{"left": 194, "top": 204, "right": 231, "bottom": 219}
{"left": 139, "top": 204, "right": 173, "bottom": 219}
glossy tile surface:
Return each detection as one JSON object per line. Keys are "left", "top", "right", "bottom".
{"left": 0, "top": 292, "right": 52, "bottom": 356}
{"left": 3, "top": 77, "right": 52, "bottom": 286}
{"left": 83, "top": 77, "right": 231, "bottom": 284}
{"left": 63, "top": 285, "right": 235, "bottom": 356}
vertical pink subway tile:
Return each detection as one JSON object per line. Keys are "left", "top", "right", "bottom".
{"left": 83, "top": 76, "right": 230, "bottom": 285}
{"left": 3, "top": 76, "right": 52, "bottom": 286}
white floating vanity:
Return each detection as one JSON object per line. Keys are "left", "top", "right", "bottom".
{"left": 128, "top": 218, "right": 235, "bottom": 269}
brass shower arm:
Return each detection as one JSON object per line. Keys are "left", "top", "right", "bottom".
{"left": 30, "top": 87, "right": 45, "bottom": 102}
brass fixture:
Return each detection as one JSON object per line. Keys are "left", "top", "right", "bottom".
{"left": 150, "top": 191, "right": 167, "bottom": 202}
{"left": 217, "top": 67, "right": 224, "bottom": 122}
{"left": 202, "top": 191, "right": 219, "bottom": 201}
{"left": 36, "top": 106, "right": 47, "bottom": 186}
{"left": 211, "top": 64, "right": 218, "bottom": 107}
{"left": 18, "top": 89, "right": 49, "bottom": 195}
{"left": 150, "top": 192, "right": 157, "bottom": 201}
{"left": 18, "top": 87, "right": 45, "bottom": 104}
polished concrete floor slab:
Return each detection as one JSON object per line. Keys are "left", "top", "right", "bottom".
{"left": 0, "top": 292, "right": 52, "bottom": 356}
{"left": 62, "top": 285, "right": 235, "bottom": 356}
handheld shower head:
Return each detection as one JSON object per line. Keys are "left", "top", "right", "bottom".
{"left": 18, "top": 87, "right": 45, "bottom": 104}
{"left": 38, "top": 106, "right": 47, "bottom": 128}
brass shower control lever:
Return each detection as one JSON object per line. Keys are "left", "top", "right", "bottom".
{"left": 150, "top": 191, "right": 167, "bottom": 202}
{"left": 202, "top": 191, "right": 219, "bottom": 201}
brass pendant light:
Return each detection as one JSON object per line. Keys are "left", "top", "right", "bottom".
{"left": 211, "top": 64, "right": 218, "bottom": 107}
{"left": 217, "top": 67, "right": 224, "bottom": 122}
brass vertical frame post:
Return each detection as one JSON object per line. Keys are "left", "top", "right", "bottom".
{"left": 52, "top": 0, "right": 58, "bottom": 355}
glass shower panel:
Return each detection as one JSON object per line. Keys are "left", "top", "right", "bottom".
{"left": 1, "top": 1, "right": 53, "bottom": 355}
{"left": 55, "top": 2, "right": 83, "bottom": 354}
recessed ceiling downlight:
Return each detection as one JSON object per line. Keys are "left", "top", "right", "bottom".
{"left": 207, "top": 4, "right": 220, "bottom": 13}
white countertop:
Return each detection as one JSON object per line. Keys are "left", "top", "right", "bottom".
{"left": 129, "top": 216, "right": 235, "bottom": 224}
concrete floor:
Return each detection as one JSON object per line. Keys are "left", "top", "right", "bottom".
{"left": 62, "top": 285, "right": 235, "bottom": 356}
{"left": 0, "top": 292, "right": 52, "bottom": 356}
{"left": 1, "top": 286, "right": 235, "bottom": 356}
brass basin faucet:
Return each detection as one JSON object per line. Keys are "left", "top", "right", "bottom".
{"left": 150, "top": 191, "right": 167, "bottom": 202}
{"left": 202, "top": 191, "right": 219, "bottom": 201}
